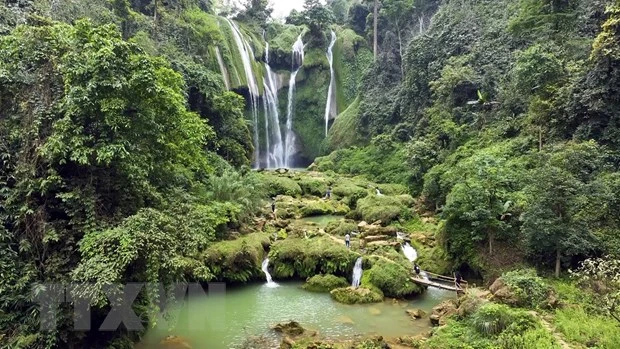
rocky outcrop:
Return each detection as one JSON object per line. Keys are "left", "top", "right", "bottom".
{"left": 406, "top": 308, "right": 426, "bottom": 319}
{"left": 330, "top": 286, "right": 383, "bottom": 304}
{"left": 429, "top": 300, "right": 458, "bottom": 326}
{"left": 272, "top": 321, "right": 305, "bottom": 336}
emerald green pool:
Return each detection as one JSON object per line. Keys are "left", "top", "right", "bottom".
{"left": 141, "top": 281, "right": 454, "bottom": 348}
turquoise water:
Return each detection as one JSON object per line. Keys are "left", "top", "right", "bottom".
{"left": 141, "top": 282, "right": 454, "bottom": 348}
{"left": 300, "top": 215, "right": 344, "bottom": 227}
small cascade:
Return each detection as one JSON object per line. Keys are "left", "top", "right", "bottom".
{"left": 262, "top": 38, "right": 285, "bottom": 168}
{"left": 376, "top": 188, "right": 383, "bottom": 196}
{"left": 324, "top": 30, "right": 337, "bottom": 136}
{"left": 402, "top": 242, "right": 418, "bottom": 263}
{"left": 226, "top": 19, "right": 261, "bottom": 168}
{"left": 214, "top": 47, "right": 231, "bottom": 90}
{"left": 421, "top": 271, "right": 430, "bottom": 281}
{"left": 351, "top": 257, "right": 363, "bottom": 288}
{"left": 284, "top": 34, "right": 305, "bottom": 168}
{"left": 261, "top": 258, "right": 278, "bottom": 287}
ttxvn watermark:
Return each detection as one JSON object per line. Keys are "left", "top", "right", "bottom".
{"left": 33, "top": 282, "right": 226, "bottom": 332}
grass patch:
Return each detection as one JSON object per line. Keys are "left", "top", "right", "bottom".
{"left": 356, "top": 194, "right": 413, "bottom": 224}
{"left": 554, "top": 306, "right": 620, "bottom": 348}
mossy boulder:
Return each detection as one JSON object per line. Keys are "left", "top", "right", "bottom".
{"left": 332, "top": 180, "right": 368, "bottom": 208}
{"left": 302, "top": 274, "right": 349, "bottom": 292}
{"left": 258, "top": 173, "right": 302, "bottom": 197}
{"left": 362, "top": 259, "right": 424, "bottom": 298}
{"left": 202, "top": 233, "right": 270, "bottom": 283}
{"left": 326, "top": 219, "right": 358, "bottom": 236}
{"left": 330, "top": 286, "right": 383, "bottom": 304}
{"left": 269, "top": 236, "right": 358, "bottom": 278}
{"left": 299, "top": 199, "right": 350, "bottom": 217}
{"left": 297, "top": 176, "right": 329, "bottom": 197}
{"left": 491, "top": 269, "right": 557, "bottom": 309}
{"left": 356, "top": 195, "right": 413, "bottom": 224}
{"left": 272, "top": 321, "right": 305, "bottom": 336}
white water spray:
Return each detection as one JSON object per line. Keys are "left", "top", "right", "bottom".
{"left": 284, "top": 34, "right": 305, "bottom": 168}
{"left": 261, "top": 258, "right": 278, "bottom": 287}
{"left": 324, "top": 30, "right": 337, "bottom": 136}
{"left": 262, "top": 39, "right": 285, "bottom": 168}
{"left": 227, "top": 19, "right": 261, "bottom": 168}
{"left": 215, "top": 47, "right": 231, "bottom": 90}
{"left": 351, "top": 257, "right": 363, "bottom": 288}
{"left": 402, "top": 242, "right": 418, "bottom": 263}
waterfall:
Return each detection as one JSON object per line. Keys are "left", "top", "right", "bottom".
{"left": 324, "top": 30, "right": 337, "bottom": 136}
{"left": 261, "top": 258, "right": 278, "bottom": 287}
{"left": 226, "top": 19, "right": 261, "bottom": 168}
{"left": 376, "top": 188, "right": 383, "bottom": 196}
{"left": 214, "top": 47, "right": 231, "bottom": 90}
{"left": 351, "top": 257, "right": 363, "bottom": 288}
{"left": 284, "top": 34, "right": 305, "bottom": 168}
{"left": 262, "top": 40, "right": 285, "bottom": 168}
{"left": 402, "top": 243, "right": 418, "bottom": 263}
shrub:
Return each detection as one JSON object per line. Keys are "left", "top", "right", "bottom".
{"left": 500, "top": 269, "right": 554, "bottom": 309}
{"left": 330, "top": 287, "right": 383, "bottom": 304}
{"left": 470, "top": 304, "right": 536, "bottom": 337}
{"left": 302, "top": 274, "right": 349, "bottom": 292}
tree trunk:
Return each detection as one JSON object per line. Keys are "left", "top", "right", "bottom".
{"left": 488, "top": 231, "right": 494, "bottom": 255}
{"left": 397, "top": 24, "right": 404, "bottom": 76}
{"left": 373, "top": 0, "right": 378, "bottom": 60}
{"left": 539, "top": 126, "right": 543, "bottom": 151}
{"left": 555, "top": 248, "right": 561, "bottom": 278}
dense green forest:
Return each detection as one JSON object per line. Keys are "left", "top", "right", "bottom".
{"left": 1, "top": 0, "right": 619, "bottom": 348}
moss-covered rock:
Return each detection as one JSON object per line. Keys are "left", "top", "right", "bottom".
{"left": 331, "top": 180, "right": 368, "bottom": 208}
{"left": 356, "top": 195, "right": 413, "bottom": 224}
{"left": 302, "top": 274, "right": 349, "bottom": 292}
{"left": 202, "top": 233, "right": 270, "bottom": 283}
{"left": 362, "top": 259, "right": 424, "bottom": 298}
{"left": 330, "top": 286, "right": 384, "bottom": 304}
{"left": 269, "top": 236, "right": 358, "bottom": 278}
{"left": 326, "top": 219, "right": 358, "bottom": 236}
{"left": 297, "top": 175, "right": 329, "bottom": 197}
{"left": 299, "top": 199, "right": 349, "bottom": 217}
{"left": 259, "top": 173, "right": 303, "bottom": 197}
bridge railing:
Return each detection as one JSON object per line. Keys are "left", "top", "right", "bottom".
{"left": 413, "top": 271, "right": 468, "bottom": 292}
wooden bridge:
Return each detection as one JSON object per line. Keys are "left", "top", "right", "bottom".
{"left": 410, "top": 271, "right": 468, "bottom": 293}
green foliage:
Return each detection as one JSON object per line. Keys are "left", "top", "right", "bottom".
{"left": 258, "top": 173, "right": 303, "bottom": 197}
{"left": 302, "top": 274, "right": 349, "bottom": 292}
{"left": 207, "top": 168, "right": 266, "bottom": 220}
{"left": 362, "top": 259, "right": 423, "bottom": 297}
{"left": 554, "top": 307, "right": 620, "bottom": 348}
{"left": 202, "top": 233, "right": 271, "bottom": 283}
{"left": 287, "top": 0, "right": 335, "bottom": 36}
{"left": 315, "top": 137, "right": 413, "bottom": 187}
{"left": 330, "top": 286, "right": 383, "bottom": 304}
{"left": 356, "top": 194, "right": 412, "bottom": 224}
{"left": 268, "top": 236, "right": 358, "bottom": 278}
{"left": 299, "top": 200, "right": 350, "bottom": 217}
{"left": 499, "top": 269, "right": 554, "bottom": 309}
{"left": 326, "top": 219, "right": 359, "bottom": 236}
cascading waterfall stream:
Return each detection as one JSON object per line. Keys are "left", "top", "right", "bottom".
{"left": 284, "top": 34, "right": 305, "bottom": 168}
{"left": 324, "top": 30, "right": 337, "bottom": 136}
{"left": 262, "top": 40, "right": 285, "bottom": 168}
{"left": 402, "top": 242, "right": 418, "bottom": 263}
{"left": 261, "top": 258, "right": 278, "bottom": 287}
{"left": 226, "top": 19, "right": 261, "bottom": 168}
{"left": 215, "top": 47, "right": 231, "bottom": 91}
{"left": 351, "top": 257, "right": 363, "bottom": 288}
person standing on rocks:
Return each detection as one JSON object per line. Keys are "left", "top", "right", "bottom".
{"left": 271, "top": 198, "right": 277, "bottom": 220}
{"left": 345, "top": 232, "right": 350, "bottom": 248}
{"left": 324, "top": 186, "right": 332, "bottom": 199}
